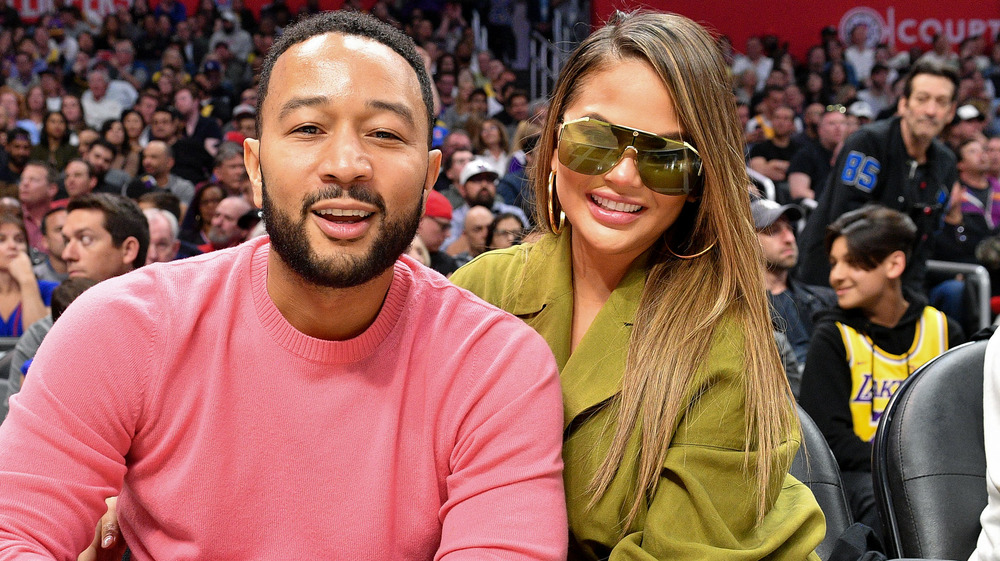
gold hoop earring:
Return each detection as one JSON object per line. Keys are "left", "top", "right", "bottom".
{"left": 547, "top": 171, "right": 566, "bottom": 234}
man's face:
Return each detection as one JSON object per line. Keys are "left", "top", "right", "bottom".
{"left": 959, "top": 140, "right": 989, "bottom": 175}
{"left": 986, "top": 137, "right": 1000, "bottom": 176}
{"left": 64, "top": 160, "right": 96, "bottom": 198}
{"left": 87, "top": 73, "right": 108, "bottom": 99}
{"left": 469, "top": 93, "right": 487, "bottom": 116}
{"left": 765, "top": 91, "right": 785, "bottom": 113}
{"left": 445, "top": 150, "right": 474, "bottom": 183}
{"left": 42, "top": 209, "right": 67, "bottom": 261}
{"left": 757, "top": 217, "right": 798, "bottom": 271}
{"left": 215, "top": 155, "right": 249, "bottom": 194}
{"left": 461, "top": 173, "right": 496, "bottom": 207}
{"left": 137, "top": 95, "right": 158, "bottom": 122}
{"left": 772, "top": 108, "right": 796, "bottom": 138}
{"left": 7, "top": 137, "right": 30, "bottom": 168}
{"left": 150, "top": 111, "right": 177, "bottom": 140}
{"left": 18, "top": 165, "right": 54, "bottom": 207}
{"left": 416, "top": 215, "right": 450, "bottom": 252}
{"left": 15, "top": 54, "right": 32, "bottom": 77}
{"left": 85, "top": 145, "right": 114, "bottom": 175}
{"left": 436, "top": 74, "right": 455, "bottom": 105}
{"left": 61, "top": 209, "right": 133, "bottom": 281}
{"left": 207, "top": 198, "right": 248, "bottom": 248}
{"left": 464, "top": 206, "right": 492, "bottom": 254}
{"left": 174, "top": 90, "right": 196, "bottom": 117}
{"left": 244, "top": 32, "right": 440, "bottom": 289}
{"left": 142, "top": 143, "right": 171, "bottom": 176}
{"left": 237, "top": 116, "right": 257, "bottom": 139}
{"left": 146, "top": 214, "right": 179, "bottom": 264}
{"left": 818, "top": 111, "right": 848, "bottom": 149}
{"left": 898, "top": 74, "right": 957, "bottom": 143}
{"left": 508, "top": 95, "right": 529, "bottom": 121}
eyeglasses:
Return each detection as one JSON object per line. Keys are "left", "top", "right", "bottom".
{"left": 826, "top": 104, "right": 847, "bottom": 114}
{"left": 557, "top": 117, "right": 703, "bottom": 196}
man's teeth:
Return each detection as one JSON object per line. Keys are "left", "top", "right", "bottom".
{"left": 315, "top": 208, "right": 373, "bottom": 218}
{"left": 591, "top": 195, "right": 641, "bottom": 213}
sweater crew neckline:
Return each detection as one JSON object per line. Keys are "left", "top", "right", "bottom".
{"left": 249, "top": 238, "right": 410, "bottom": 363}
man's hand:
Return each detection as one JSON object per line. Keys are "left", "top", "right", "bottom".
{"left": 78, "top": 497, "right": 124, "bottom": 561}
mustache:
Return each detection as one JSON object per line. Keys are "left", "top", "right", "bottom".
{"left": 300, "top": 184, "right": 387, "bottom": 216}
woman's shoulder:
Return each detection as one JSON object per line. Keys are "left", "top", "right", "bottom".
{"left": 450, "top": 242, "right": 536, "bottom": 310}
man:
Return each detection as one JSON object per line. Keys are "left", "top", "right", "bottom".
{"left": 752, "top": 198, "right": 836, "bottom": 372}
{"left": 934, "top": 138, "right": 1000, "bottom": 265}
{"left": 988, "top": 135, "right": 1000, "bottom": 182}
{"left": 857, "top": 63, "right": 894, "bottom": 116}
{"left": 18, "top": 161, "right": 58, "bottom": 253}
{"left": 32, "top": 207, "right": 68, "bottom": 283}
{"left": 449, "top": 205, "right": 492, "bottom": 267}
{"left": 0, "top": 128, "right": 31, "bottom": 187}
{"left": 0, "top": 12, "right": 565, "bottom": 560}
{"left": 209, "top": 10, "right": 253, "bottom": 62}
{"left": 80, "top": 68, "right": 122, "bottom": 129}
{"left": 150, "top": 105, "right": 214, "bottom": 185}
{"left": 494, "top": 89, "right": 530, "bottom": 139}
{"left": 788, "top": 107, "right": 849, "bottom": 202}
{"left": 416, "top": 190, "right": 458, "bottom": 276}
{"left": 843, "top": 23, "right": 875, "bottom": 84}
{"left": 198, "top": 195, "right": 251, "bottom": 253}
{"left": 435, "top": 148, "right": 473, "bottom": 209}
{"left": 745, "top": 85, "right": 786, "bottom": 140}
{"left": 442, "top": 158, "right": 528, "bottom": 251}
{"left": 731, "top": 35, "right": 773, "bottom": 91}
{"left": 62, "top": 158, "right": 98, "bottom": 200}
{"left": 798, "top": 61, "right": 960, "bottom": 290}
{"left": 6, "top": 194, "right": 148, "bottom": 399}
{"left": 207, "top": 141, "right": 251, "bottom": 200}
{"left": 174, "top": 86, "right": 222, "bottom": 155}
{"left": 748, "top": 105, "right": 801, "bottom": 185}
{"left": 144, "top": 207, "right": 181, "bottom": 264}
{"left": 84, "top": 140, "right": 131, "bottom": 195}
{"left": 431, "top": 130, "right": 473, "bottom": 194}
{"left": 125, "top": 141, "right": 196, "bottom": 205}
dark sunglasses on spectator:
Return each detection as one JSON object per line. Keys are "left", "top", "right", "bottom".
{"left": 557, "top": 117, "right": 703, "bottom": 196}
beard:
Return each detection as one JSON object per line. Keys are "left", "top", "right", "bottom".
{"left": 261, "top": 180, "right": 423, "bottom": 289}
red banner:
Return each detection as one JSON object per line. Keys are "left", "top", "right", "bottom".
{"left": 591, "top": 1, "right": 1000, "bottom": 60}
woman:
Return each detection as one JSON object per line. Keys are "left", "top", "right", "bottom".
{"left": 485, "top": 212, "right": 524, "bottom": 250}
{"left": 29, "top": 111, "right": 75, "bottom": 170}
{"left": 60, "top": 94, "right": 86, "bottom": 139}
{"left": 120, "top": 110, "right": 146, "bottom": 177}
{"left": 475, "top": 117, "right": 510, "bottom": 178}
{"left": 0, "top": 213, "right": 56, "bottom": 337}
{"left": 452, "top": 11, "right": 824, "bottom": 559}
{"left": 101, "top": 119, "right": 138, "bottom": 175}
{"left": 178, "top": 183, "right": 224, "bottom": 246}
{"left": 17, "top": 85, "right": 46, "bottom": 145}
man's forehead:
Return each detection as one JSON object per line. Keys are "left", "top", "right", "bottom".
{"left": 65, "top": 209, "right": 107, "bottom": 232}
{"left": 911, "top": 74, "right": 956, "bottom": 97}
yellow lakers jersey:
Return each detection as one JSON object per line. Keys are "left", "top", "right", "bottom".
{"left": 837, "top": 306, "right": 949, "bottom": 442}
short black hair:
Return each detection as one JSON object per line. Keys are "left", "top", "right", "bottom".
{"left": 41, "top": 206, "right": 67, "bottom": 236}
{"left": 903, "top": 59, "right": 960, "bottom": 103}
{"left": 256, "top": 11, "right": 434, "bottom": 145}
{"left": 52, "top": 277, "right": 97, "bottom": 322}
{"left": 824, "top": 205, "right": 917, "bottom": 270}
{"left": 67, "top": 193, "right": 149, "bottom": 269}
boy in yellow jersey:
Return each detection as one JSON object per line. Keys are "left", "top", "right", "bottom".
{"left": 800, "top": 204, "right": 964, "bottom": 538}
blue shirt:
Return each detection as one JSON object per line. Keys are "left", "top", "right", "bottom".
{"left": 0, "top": 280, "right": 58, "bottom": 337}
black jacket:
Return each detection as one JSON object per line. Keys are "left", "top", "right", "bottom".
{"left": 797, "top": 117, "right": 958, "bottom": 291}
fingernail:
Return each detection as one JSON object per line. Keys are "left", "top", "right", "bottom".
{"left": 102, "top": 534, "right": 115, "bottom": 548}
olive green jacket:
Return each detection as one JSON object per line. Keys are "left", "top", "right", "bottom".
{"left": 451, "top": 233, "right": 825, "bottom": 560}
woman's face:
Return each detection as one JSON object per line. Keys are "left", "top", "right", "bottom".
{"left": 104, "top": 121, "right": 125, "bottom": 145}
{"left": 490, "top": 216, "right": 523, "bottom": 250}
{"left": 553, "top": 59, "right": 692, "bottom": 263}
{"left": 0, "top": 222, "right": 27, "bottom": 268}
{"left": 0, "top": 93, "right": 18, "bottom": 120}
{"left": 829, "top": 63, "right": 846, "bottom": 84}
{"left": 45, "top": 112, "right": 66, "bottom": 139}
{"left": 481, "top": 121, "right": 501, "bottom": 147}
{"left": 123, "top": 112, "right": 144, "bottom": 139}
{"left": 199, "top": 186, "right": 224, "bottom": 225}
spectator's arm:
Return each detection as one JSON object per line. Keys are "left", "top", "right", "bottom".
{"left": 788, "top": 171, "right": 814, "bottom": 200}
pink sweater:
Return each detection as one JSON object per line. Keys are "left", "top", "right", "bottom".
{"left": 0, "top": 237, "right": 567, "bottom": 560}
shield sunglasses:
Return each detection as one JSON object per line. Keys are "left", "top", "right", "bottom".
{"left": 557, "top": 117, "right": 704, "bottom": 196}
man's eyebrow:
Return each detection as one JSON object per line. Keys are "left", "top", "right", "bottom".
{"left": 367, "top": 99, "right": 416, "bottom": 129}
{"left": 277, "top": 95, "right": 330, "bottom": 121}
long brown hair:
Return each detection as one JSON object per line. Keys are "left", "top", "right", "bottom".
{"left": 533, "top": 11, "right": 797, "bottom": 527}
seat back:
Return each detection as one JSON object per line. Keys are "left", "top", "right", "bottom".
{"left": 790, "top": 405, "right": 853, "bottom": 561}
{"left": 873, "top": 339, "right": 987, "bottom": 559}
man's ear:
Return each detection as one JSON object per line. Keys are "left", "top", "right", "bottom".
{"left": 121, "top": 236, "right": 140, "bottom": 267}
{"left": 884, "top": 249, "right": 908, "bottom": 280}
{"left": 244, "top": 138, "right": 263, "bottom": 208}
{"left": 425, "top": 149, "right": 442, "bottom": 192}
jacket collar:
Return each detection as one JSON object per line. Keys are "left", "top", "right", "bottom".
{"left": 514, "top": 231, "right": 650, "bottom": 430}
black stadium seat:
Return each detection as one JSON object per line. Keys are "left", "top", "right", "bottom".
{"left": 872, "top": 339, "right": 988, "bottom": 559}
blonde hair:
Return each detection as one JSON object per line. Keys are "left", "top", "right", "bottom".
{"left": 532, "top": 11, "right": 797, "bottom": 528}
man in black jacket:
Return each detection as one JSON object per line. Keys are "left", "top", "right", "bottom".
{"left": 797, "top": 61, "right": 960, "bottom": 292}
